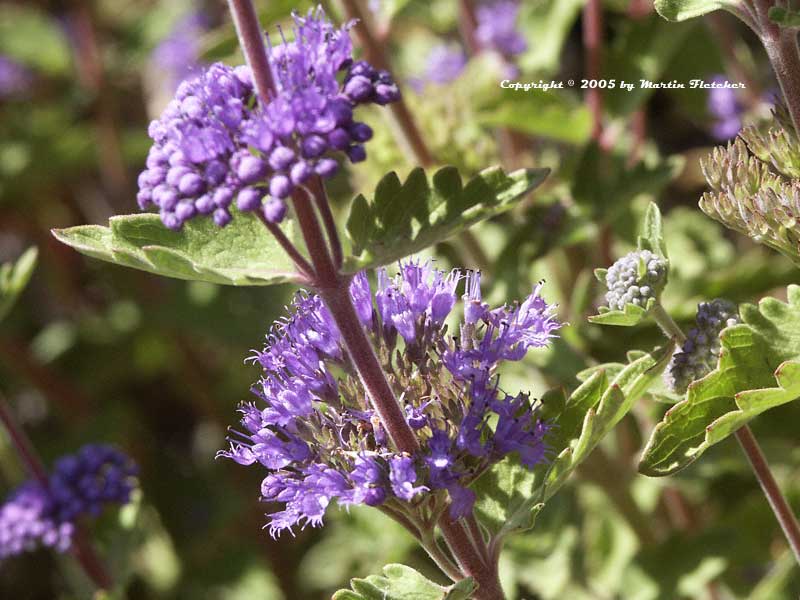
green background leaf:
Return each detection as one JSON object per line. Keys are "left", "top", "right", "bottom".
{"left": 0, "top": 246, "right": 38, "bottom": 322}
{"left": 654, "top": 0, "right": 739, "bottom": 21}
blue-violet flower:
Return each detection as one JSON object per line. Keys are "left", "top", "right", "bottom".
{"left": 219, "top": 260, "right": 560, "bottom": 537}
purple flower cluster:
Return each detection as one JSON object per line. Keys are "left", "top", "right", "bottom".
{"left": 475, "top": 1, "right": 528, "bottom": 57}
{"left": 138, "top": 8, "right": 400, "bottom": 230}
{"left": 220, "top": 260, "right": 560, "bottom": 537}
{"left": 0, "top": 444, "right": 137, "bottom": 559}
{"left": 708, "top": 76, "right": 743, "bottom": 140}
{"left": 152, "top": 11, "right": 210, "bottom": 92}
{"left": 415, "top": 44, "right": 467, "bottom": 88}
{"left": 0, "top": 56, "right": 32, "bottom": 99}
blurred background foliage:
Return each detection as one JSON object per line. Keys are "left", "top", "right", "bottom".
{"left": 0, "top": 0, "right": 798, "bottom": 598}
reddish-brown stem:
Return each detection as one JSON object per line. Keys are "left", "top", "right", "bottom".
{"left": 226, "top": 0, "right": 277, "bottom": 104}
{"left": 0, "top": 393, "right": 113, "bottom": 589}
{"left": 255, "top": 211, "right": 315, "bottom": 281}
{"left": 291, "top": 188, "right": 339, "bottom": 287}
{"left": 439, "top": 518, "right": 504, "bottom": 599}
{"left": 458, "top": 0, "right": 481, "bottom": 54}
{"left": 735, "top": 425, "right": 800, "bottom": 564}
{"left": 307, "top": 177, "right": 344, "bottom": 270}
{"left": 319, "top": 283, "right": 420, "bottom": 453}
{"left": 761, "top": 27, "right": 800, "bottom": 138}
{"left": 583, "top": 0, "right": 604, "bottom": 143}
{"left": 339, "top": 0, "right": 436, "bottom": 166}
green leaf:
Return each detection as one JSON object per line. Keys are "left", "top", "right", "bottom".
{"left": 473, "top": 342, "right": 674, "bottom": 539}
{"left": 588, "top": 299, "right": 653, "bottom": 327}
{"left": 638, "top": 202, "right": 667, "bottom": 258}
{"left": 639, "top": 286, "right": 800, "bottom": 476}
{"left": 653, "top": 0, "right": 739, "bottom": 21}
{"left": 332, "top": 564, "right": 475, "bottom": 600}
{"left": 52, "top": 213, "right": 304, "bottom": 286}
{"left": 0, "top": 5, "right": 71, "bottom": 74}
{"left": 0, "top": 247, "right": 37, "bottom": 322}
{"left": 343, "top": 166, "right": 548, "bottom": 273}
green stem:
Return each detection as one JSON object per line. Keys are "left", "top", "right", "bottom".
{"left": 651, "top": 303, "right": 687, "bottom": 344}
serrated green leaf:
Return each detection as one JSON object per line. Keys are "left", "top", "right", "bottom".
{"left": 0, "top": 247, "right": 37, "bottom": 322}
{"left": 343, "top": 166, "right": 548, "bottom": 273}
{"left": 332, "top": 564, "right": 474, "bottom": 600}
{"left": 53, "top": 213, "right": 304, "bottom": 286}
{"left": 473, "top": 342, "right": 673, "bottom": 540}
{"left": 588, "top": 300, "right": 652, "bottom": 326}
{"left": 654, "top": 0, "right": 739, "bottom": 21}
{"left": 639, "top": 286, "right": 800, "bottom": 476}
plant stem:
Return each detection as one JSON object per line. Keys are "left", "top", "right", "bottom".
{"left": 761, "top": 27, "right": 800, "bottom": 138}
{"left": 735, "top": 425, "right": 800, "bottom": 564}
{"left": 438, "top": 517, "right": 504, "bottom": 599}
{"left": 226, "top": 0, "right": 276, "bottom": 104}
{"left": 318, "top": 283, "right": 420, "bottom": 453}
{"left": 651, "top": 303, "right": 687, "bottom": 344}
{"left": 0, "top": 393, "right": 113, "bottom": 590}
{"left": 307, "top": 176, "right": 344, "bottom": 270}
{"left": 255, "top": 211, "right": 315, "bottom": 281}
{"left": 583, "top": 0, "right": 604, "bottom": 143}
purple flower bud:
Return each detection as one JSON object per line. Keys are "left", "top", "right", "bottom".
{"left": 315, "top": 158, "right": 339, "bottom": 178}
{"left": 179, "top": 172, "right": 205, "bottom": 195}
{"left": 136, "top": 189, "right": 153, "bottom": 210}
{"left": 290, "top": 160, "right": 312, "bottom": 185}
{"left": 269, "top": 146, "right": 296, "bottom": 171}
{"left": 161, "top": 211, "right": 181, "bottom": 230}
{"left": 152, "top": 185, "right": 179, "bottom": 211}
{"left": 328, "top": 98, "right": 353, "bottom": 126}
{"left": 167, "top": 166, "right": 192, "bottom": 187}
{"left": 348, "top": 61, "right": 375, "bottom": 79}
{"left": 180, "top": 95, "right": 204, "bottom": 118}
{"left": 328, "top": 128, "right": 351, "bottom": 150}
{"left": 195, "top": 194, "right": 215, "bottom": 214}
{"left": 175, "top": 200, "right": 197, "bottom": 221}
{"left": 269, "top": 175, "right": 292, "bottom": 199}
{"left": 213, "top": 186, "right": 235, "bottom": 208}
{"left": 344, "top": 75, "right": 373, "bottom": 102}
{"left": 349, "top": 122, "right": 373, "bottom": 143}
{"left": 236, "top": 187, "right": 264, "bottom": 212}
{"left": 301, "top": 135, "right": 328, "bottom": 158}
{"left": 205, "top": 160, "right": 228, "bottom": 185}
{"left": 347, "top": 144, "right": 366, "bottom": 163}
{"left": 263, "top": 198, "right": 287, "bottom": 223}
{"left": 374, "top": 83, "right": 400, "bottom": 105}
{"left": 237, "top": 155, "right": 269, "bottom": 184}
{"left": 213, "top": 207, "right": 232, "bottom": 226}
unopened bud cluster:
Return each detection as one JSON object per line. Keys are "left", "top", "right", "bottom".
{"left": 700, "top": 104, "right": 800, "bottom": 264}
{"left": 664, "top": 299, "right": 740, "bottom": 394}
{"left": 604, "top": 250, "right": 667, "bottom": 311}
